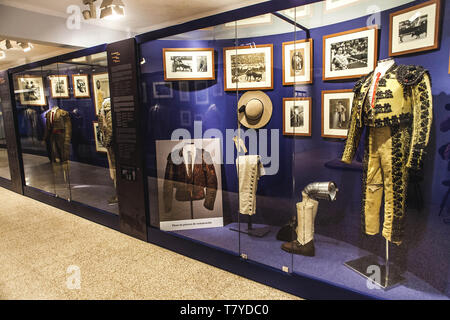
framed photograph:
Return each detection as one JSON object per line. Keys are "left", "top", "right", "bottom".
{"left": 389, "top": 0, "right": 441, "bottom": 56}
{"left": 283, "top": 97, "right": 312, "bottom": 136}
{"left": 93, "top": 122, "right": 107, "bottom": 153}
{"left": 17, "top": 76, "right": 47, "bottom": 106}
{"left": 72, "top": 74, "right": 90, "bottom": 98}
{"left": 49, "top": 75, "right": 69, "bottom": 99}
{"left": 92, "top": 73, "right": 110, "bottom": 116}
{"left": 153, "top": 81, "right": 173, "bottom": 99}
{"left": 322, "top": 89, "right": 354, "bottom": 138}
{"left": 323, "top": 26, "right": 378, "bottom": 81}
{"left": 282, "top": 39, "right": 313, "bottom": 85}
{"left": 163, "top": 48, "right": 215, "bottom": 81}
{"left": 324, "top": 0, "right": 360, "bottom": 12}
{"left": 223, "top": 44, "right": 273, "bottom": 91}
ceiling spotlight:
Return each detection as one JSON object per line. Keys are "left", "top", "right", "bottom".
{"left": 5, "top": 40, "right": 12, "bottom": 49}
{"left": 100, "top": 0, "right": 125, "bottom": 20}
{"left": 82, "top": 0, "right": 97, "bottom": 20}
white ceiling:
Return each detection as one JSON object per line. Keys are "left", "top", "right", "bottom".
{"left": 0, "top": 0, "right": 270, "bottom": 34}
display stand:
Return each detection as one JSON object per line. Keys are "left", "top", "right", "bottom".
{"left": 344, "top": 239, "right": 404, "bottom": 289}
{"left": 230, "top": 216, "right": 271, "bottom": 238}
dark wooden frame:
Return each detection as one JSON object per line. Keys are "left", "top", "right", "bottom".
{"left": 72, "top": 74, "right": 91, "bottom": 98}
{"left": 16, "top": 75, "right": 47, "bottom": 106}
{"left": 283, "top": 97, "right": 312, "bottom": 136}
{"left": 322, "top": 25, "right": 378, "bottom": 81}
{"left": 223, "top": 44, "right": 274, "bottom": 91}
{"left": 49, "top": 74, "right": 70, "bottom": 99}
{"left": 321, "top": 89, "right": 354, "bottom": 139}
{"left": 389, "top": 0, "right": 442, "bottom": 57}
{"left": 282, "top": 39, "right": 314, "bottom": 85}
{"left": 162, "top": 48, "right": 215, "bottom": 81}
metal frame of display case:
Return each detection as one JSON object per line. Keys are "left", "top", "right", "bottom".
{"left": 0, "top": 0, "right": 393, "bottom": 299}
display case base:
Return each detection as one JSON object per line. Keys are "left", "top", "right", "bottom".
{"left": 344, "top": 255, "right": 404, "bottom": 290}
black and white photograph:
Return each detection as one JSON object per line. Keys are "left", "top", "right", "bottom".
{"left": 283, "top": 39, "right": 313, "bottom": 85}
{"left": 153, "top": 81, "right": 173, "bottom": 99}
{"left": 323, "top": 26, "right": 377, "bottom": 80}
{"left": 93, "top": 121, "right": 107, "bottom": 153}
{"left": 329, "top": 99, "right": 350, "bottom": 129}
{"left": 283, "top": 97, "right": 312, "bottom": 136}
{"left": 49, "top": 75, "right": 69, "bottom": 98}
{"left": 330, "top": 37, "right": 368, "bottom": 71}
{"left": 322, "top": 89, "right": 354, "bottom": 138}
{"left": 163, "top": 48, "right": 215, "bottom": 80}
{"left": 17, "top": 76, "right": 47, "bottom": 106}
{"left": 92, "top": 73, "right": 110, "bottom": 115}
{"left": 155, "top": 138, "right": 223, "bottom": 231}
{"left": 390, "top": 0, "right": 441, "bottom": 56}
{"left": 223, "top": 44, "right": 273, "bottom": 91}
{"left": 72, "top": 74, "right": 90, "bottom": 98}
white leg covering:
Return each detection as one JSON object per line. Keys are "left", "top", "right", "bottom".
{"left": 296, "top": 192, "right": 319, "bottom": 245}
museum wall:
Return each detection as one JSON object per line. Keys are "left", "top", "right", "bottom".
{"left": 139, "top": 0, "right": 449, "bottom": 295}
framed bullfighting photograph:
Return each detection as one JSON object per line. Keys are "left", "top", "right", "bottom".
{"left": 93, "top": 121, "right": 107, "bottom": 153}
{"left": 49, "top": 75, "right": 69, "bottom": 99}
{"left": 283, "top": 97, "right": 312, "bottom": 136}
{"left": 282, "top": 39, "right": 313, "bottom": 85}
{"left": 223, "top": 44, "right": 273, "bottom": 91}
{"left": 163, "top": 48, "right": 215, "bottom": 81}
{"left": 72, "top": 74, "right": 90, "bottom": 98}
{"left": 17, "top": 76, "right": 47, "bottom": 106}
{"left": 321, "top": 89, "right": 354, "bottom": 138}
{"left": 389, "top": 0, "right": 441, "bottom": 56}
{"left": 92, "top": 73, "right": 110, "bottom": 116}
{"left": 323, "top": 26, "right": 378, "bottom": 81}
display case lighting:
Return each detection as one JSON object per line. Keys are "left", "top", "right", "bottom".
{"left": 100, "top": 0, "right": 125, "bottom": 19}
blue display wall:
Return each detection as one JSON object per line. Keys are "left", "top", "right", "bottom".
{"left": 14, "top": 66, "right": 109, "bottom": 168}
{"left": 139, "top": 0, "right": 449, "bottom": 298}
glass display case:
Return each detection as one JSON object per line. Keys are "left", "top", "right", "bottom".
{"left": 0, "top": 87, "right": 10, "bottom": 180}
{"left": 11, "top": 52, "right": 119, "bottom": 214}
{"left": 139, "top": 0, "right": 450, "bottom": 299}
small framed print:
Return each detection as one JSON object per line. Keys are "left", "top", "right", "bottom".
{"left": 49, "top": 75, "right": 69, "bottom": 98}
{"left": 389, "top": 0, "right": 441, "bottom": 56}
{"left": 282, "top": 39, "right": 313, "bottom": 85}
{"left": 223, "top": 44, "right": 273, "bottom": 91}
{"left": 93, "top": 122, "right": 107, "bottom": 153}
{"left": 17, "top": 76, "right": 47, "bottom": 106}
{"left": 163, "top": 48, "right": 215, "bottom": 81}
{"left": 322, "top": 89, "right": 354, "bottom": 139}
{"left": 92, "top": 73, "right": 110, "bottom": 116}
{"left": 283, "top": 97, "right": 312, "bottom": 137}
{"left": 153, "top": 82, "right": 173, "bottom": 99}
{"left": 72, "top": 74, "right": 90, "bottom": 98}
{"left": 323, "top": 26, "right": 378, "bottom": 81}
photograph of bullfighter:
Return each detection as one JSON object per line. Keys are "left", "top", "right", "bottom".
{"left": 398, "top": 14, "right": 428, "bottom": 43}
{"left": 171, "top": 56, "right": 193, "bottom": 73}
{"left": 230, "top": 53, "right": 266, "bottom": 84}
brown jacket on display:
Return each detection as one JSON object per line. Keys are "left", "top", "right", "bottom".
{"left": 163, "top": 148, "right": 218, "bottom": 212}
{"left": 44, "top": 107, "right": 72, "bottom": 162}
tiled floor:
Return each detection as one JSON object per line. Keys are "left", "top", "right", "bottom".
{"left": 0, "top": 187, "right": 300, "bottom": 300}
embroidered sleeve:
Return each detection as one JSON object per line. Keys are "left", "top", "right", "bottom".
{"left": 407, "top": 72, "right": 433, "bottom": 169}
{"left": 203, "top": 150, "right": 217, "bottom": 210}
{"left": 341, "top": 94, "right": 363, "bottom": 164}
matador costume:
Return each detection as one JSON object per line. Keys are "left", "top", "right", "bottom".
{"left": 341, "top": 63, "right": 433, "bottom": 245}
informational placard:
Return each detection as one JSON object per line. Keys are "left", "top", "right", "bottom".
{"left": 107, "top": 39, "right": 147, "bottom": 241}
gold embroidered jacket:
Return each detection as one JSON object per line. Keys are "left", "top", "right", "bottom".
{"left": 341, "top": 64, "right": 433, "bottom": 170}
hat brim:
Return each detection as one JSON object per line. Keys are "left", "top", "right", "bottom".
{"left": 238, "top": 91, "right": 273, "bottom": 129}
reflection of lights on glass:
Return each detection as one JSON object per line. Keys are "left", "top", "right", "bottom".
{"left": 140, "top": 58, "right": 146, "bottom": 65}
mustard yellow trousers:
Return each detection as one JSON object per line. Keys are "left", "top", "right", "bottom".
{"left": 362, "top": 124, "right": 411, "bottom": 245}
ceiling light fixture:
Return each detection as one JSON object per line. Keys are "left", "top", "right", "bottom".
{"left": 20, "top": 42, "right": 33, "bottom": 52}
{"left": 0, "top": 51, "right": 5, "bottom": 60}
{"left": 100, "top": 0, "right": 125, "bottom": 20}
{"left": 82, "top": 0, "right": 97, "bottom": 20}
